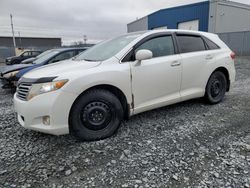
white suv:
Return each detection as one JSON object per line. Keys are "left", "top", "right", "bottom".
{"left": 14, "top": 30, "right": 236, "bottom": 141}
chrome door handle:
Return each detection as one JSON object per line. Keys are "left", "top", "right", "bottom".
{"left": 206, "top": 55, "right": 213, "bottom": 60}
{"left": 171, "top": 61, "right": 181, "bottom": 67}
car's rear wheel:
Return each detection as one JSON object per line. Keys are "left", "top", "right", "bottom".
{"left": 69, "top": 89, "right": 124, "bottom": 141}
{"left": 205, "top": 71, "right": 227, "bottom": 104}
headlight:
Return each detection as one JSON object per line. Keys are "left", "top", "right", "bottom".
{"left": 3, "top": 71, "right": 19, "bottom": 78}
{"left": 27, "top": 79, "right": 68, "bottom": 100}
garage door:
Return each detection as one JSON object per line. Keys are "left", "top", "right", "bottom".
{"left": 178, "top": 20, "right": 199, "bottom": 31}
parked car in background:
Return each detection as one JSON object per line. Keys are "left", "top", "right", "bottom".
{"left": 5, "top": 50, "right": 42, "bottom": 65}
{"left": 0, "top": 48, "right": 88, "bottom": 88}
{"left": 14, "top": 30, "right": 236, "bottom": 141}
{"left": 21, "top": 50, "right": 53, "bottom": 64}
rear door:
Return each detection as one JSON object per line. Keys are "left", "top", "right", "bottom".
{"left": 176, "top": 33, "right": 217, "bottom": 100}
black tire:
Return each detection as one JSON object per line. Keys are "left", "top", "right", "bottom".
{"left": 205, "top": 71, "right": 227, "bottom": 104}
{"left": 69, "top": 89, "right": 124, "bottom": 141}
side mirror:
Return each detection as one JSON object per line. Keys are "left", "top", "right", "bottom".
{"left": 135, "top": 49, "right": 153, "bottom": 61}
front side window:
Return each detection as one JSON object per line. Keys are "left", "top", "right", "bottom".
{"left": 135, "top": 36, "right": 175, "bottom": 58}
{"left": 177, "top": 35, "right": 206, "bottom": 53}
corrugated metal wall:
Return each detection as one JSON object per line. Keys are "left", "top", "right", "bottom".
{"left": 218, "top": 31, "right": 250, "bottom": 56}
{"left": 0, "top": 37, "right": 62, "bottom": 61}
{"left": 148, "top": 1, "right": 210, "bottom": 31}
{"left": 209, "top": 1, "right": 250, "bottom": 33}
{"left": 0, "top": 47, "right": 15, "bottom": 63}
{"left": 127, "top": 17, "right": 148, "bottom": 33}
{"left": 0, "top": 37, "right": 61, "bottom": 48}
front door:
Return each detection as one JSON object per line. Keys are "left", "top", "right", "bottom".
{"left": 130, "top": 35, "right": 182, "bottom": 114}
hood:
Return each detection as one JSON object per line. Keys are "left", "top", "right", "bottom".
{"left": 1, "top": 64, "right": 32, "bottom": 74}
{"left": 6, "top": 56, "right": 16, "bottom": 60}
{"left": 15, "top": 64, "right": 41, "bottom": 79}
{"left": 23, "top": 59, "right": 101, "bottom": 79}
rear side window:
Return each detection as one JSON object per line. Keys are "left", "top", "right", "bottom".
{"left": 135, "top": 36, "right": 175, "bottom": 58}
{"left": 177, "top": 35, "right": 206, "bottom": 53}
{"left": 204, "top": 37, "right": 220, "bottom": 50}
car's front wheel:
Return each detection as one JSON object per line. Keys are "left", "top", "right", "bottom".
{"left": 69, "top": 89, "right": 124, "bottom": 141}
{"left": 205, "top": 71, "right": 227, "bottom": 104}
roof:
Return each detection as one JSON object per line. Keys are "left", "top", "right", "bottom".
{"left": 50, "top": 47, "right": 88, "bottom": 52}
{"left": 129, "top": 28, "right": 217, "bottom": 36}
{"left": 214, "top": 0, "right": 250, "bottom": 10}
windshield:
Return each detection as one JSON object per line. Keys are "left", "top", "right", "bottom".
{"left": 33, "top": 50, "right": 60, "bottom": 64}
{"left": 36, "top": 50, "right": 53, "bottom": 59}
{"left": 74, "top": 33, "right": 143, "bottom": 61}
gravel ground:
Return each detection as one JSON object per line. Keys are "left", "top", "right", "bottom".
{"left": 0, "top": 57, "right": 250, "bottom": 188}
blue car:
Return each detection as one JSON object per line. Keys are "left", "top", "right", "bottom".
{"left": 0, "top": 48, "right": 87, "bottom": 88}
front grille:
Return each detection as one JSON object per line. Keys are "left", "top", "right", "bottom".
{"left": 17, "top": 83, "right": 32, "bottom": 101}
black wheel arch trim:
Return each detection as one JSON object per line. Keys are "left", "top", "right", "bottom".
{"left": 68, "top": 84, "right": 130, "bottom": 133}
{"left": 206, "top": 67, "right": 231, "bottom": 92}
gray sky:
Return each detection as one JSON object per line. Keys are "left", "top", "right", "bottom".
{"left": 0, "top": 0, "right": 249, "bottom": 44}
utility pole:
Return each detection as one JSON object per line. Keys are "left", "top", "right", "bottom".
{"left": 83, "top": 35, "right": 87, "bottom": 45}
{"left": 10, "top": 14, "right": 16, "bottom": 55}
{"left": 18, "top": 31, "right": 22, "bottom": 48}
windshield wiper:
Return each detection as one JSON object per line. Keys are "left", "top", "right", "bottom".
{"left": 83, "top": 59, "right": 96, "bottom": 62}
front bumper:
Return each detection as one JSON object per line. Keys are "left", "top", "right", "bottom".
{"left": 14, "top": 90, "right": 78, "bottom": 136}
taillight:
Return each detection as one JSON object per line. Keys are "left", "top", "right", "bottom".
{"left": 230, "top": 52, "right": 236, "bottom": 60}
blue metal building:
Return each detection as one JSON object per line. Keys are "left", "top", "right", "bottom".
{"left": 127, "top": 1, "right": 210, "bottom": 33}
{"left": 127, "top": 0, "right": 250, "bottom": 56}
{"left": 148, "top": 1, "right": 209, "bottom": 31}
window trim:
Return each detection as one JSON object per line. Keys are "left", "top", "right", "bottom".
{"left": 175, "top": 33, "right": 208, "bottom": 54}
{"left": 203, "top": 36, "right": 220, "bottom": 50}
{"left": 121, "top": 32, "right": 177, "bottom": 63}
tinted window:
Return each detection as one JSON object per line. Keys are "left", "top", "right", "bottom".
{"left": 204, "top": 37, "right": 220, "bottom": 50}
{"left": 32, "top": 51, "right": 40, "bottom": 56}
{"left": 177, "top": 35, "right": 206, "bottom": 53}
{"left": 135, "top": 36, "right": 175, "bottom": 58}
{"left": 48, "top": 51, "right": 75, "bottom": 64}
{"left": 22, "top": 52, "right": 30, "bottom": 56}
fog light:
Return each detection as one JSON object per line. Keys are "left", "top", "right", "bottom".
{"left": 42, "top": 116, "right": 50, "bottom": 125}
